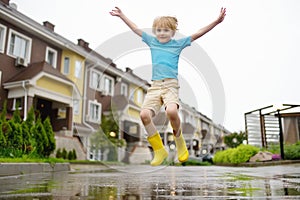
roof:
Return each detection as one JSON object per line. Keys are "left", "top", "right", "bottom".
{"left": 5, "top": 61, "right": 73, "bottom": 83}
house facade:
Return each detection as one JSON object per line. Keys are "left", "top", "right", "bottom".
{"left": 0, "top": 0, "right": 231, "bottom": 162}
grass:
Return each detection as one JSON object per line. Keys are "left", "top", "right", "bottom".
{"left": 0, "top": 157, "right": 67, "bottom": 163}
{"left": 0, "top": 157, "right": 127, "bottom": 166}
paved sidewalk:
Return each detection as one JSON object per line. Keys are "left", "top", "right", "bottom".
{"left": 0, "top": 163, "right": 299, "bottom": 199}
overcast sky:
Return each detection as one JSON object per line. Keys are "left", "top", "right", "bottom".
{"left": 11, "top": 0, "right": 300, "bottom": 132}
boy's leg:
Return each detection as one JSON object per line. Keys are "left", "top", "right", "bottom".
{"left": 166, "top": 104, "right": 189, "bottom": 162}
{"left": 140, "top": 109, "right": 168, "bottom": 166}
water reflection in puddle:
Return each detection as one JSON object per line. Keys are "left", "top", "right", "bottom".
{"left": 0, "top": 165, "right": 299, "bottom": 199}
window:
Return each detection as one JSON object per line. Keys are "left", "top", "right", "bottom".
{"left": 57, "top": 108, "right": 66, "bottom": 119}
{"left": 7, "top": 29, "right": 32, "bottom": 61}
{"left": 13, "top": 98, "right": 22, "bottom": 110}
{"left": 137, "top": 89, "right": 143, "bottom": 104}
{"left": 63, "top": 57, "right": 70, "bottom": 74}
{"left": 0, "top": 24, "right": 6, "bottom": 53}
{"left": 90, "top": 70, "right": 101, "bottom": 90}
{"left": 90, "top": 71, "right": 114, "bottom": 95}
{"left": 89, "top": 101, "right": 101, "bottom": 123}
{"left": 73, "top": 99, "right": 79, "bottom": 115}
{"left": 121, "top": 83, "right": 128, "bottom": 97}
{"left": 75, "top": 61, "right": 82, "bottom": 78}
{"left": 46, "top": 47, "right": 57, "bottom": 68}
{"left": 103, "top": 76, "right": 114, "bottom": 95}
{"left": 129, "top": 87, "right": 135, "bottom": 102}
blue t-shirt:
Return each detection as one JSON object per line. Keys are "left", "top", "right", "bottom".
{"left": 142, "top": 32, "right": 191, "bottom": 80}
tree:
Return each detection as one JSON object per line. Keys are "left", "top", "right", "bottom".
{"left": 224, "top": 131, "right": 247, "bottom": 148}
{"left": 43, "top": 117, "right": 56, "bottom": 157}
{"left": 8, "top": 102, "right": 23, "bottom": 149}
{"left": 0, "top": 123, "right": 6, "bottom": 147}
{"left": 32, "top": 117, "right": 49, "bottom": 157}
{"left": 100, "top": 112, "right": 126, "bottom": 147}
{"left": 0, "top": 100, "right": 8, "bottom": 148}
{"left": 0, "top": 100, "right": 7, "bottom": 122}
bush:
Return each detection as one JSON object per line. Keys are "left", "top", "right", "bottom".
{"left": 284, "top": 142, "right": 300, "bottom": 160}
{"left": 62, "top": 148, "right": 67, "bottom": 159}
{"left": 56, "top": 148, "right": 62, "bottom": 158}
{"left": 213, "top": 144, "right": 259, "bottom": 164}
{"left": 72, "top": 149, "right": 77, "bottom": 160}
{"left": 230, "top": 145, "right": 259, "bottom": 164}
{"left": 0, "top": 102, "right": 57, "bottom": 160}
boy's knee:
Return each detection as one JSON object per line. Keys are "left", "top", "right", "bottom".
{"left": 166, "top": 104, "right": 178, "bottom": 119}
{"left": 140, "top": 109, "right": 152, "bottom": 124}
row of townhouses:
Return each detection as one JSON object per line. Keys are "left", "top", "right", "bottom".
{"left": 0, "top": 0, "right": 231, "bottom": 163}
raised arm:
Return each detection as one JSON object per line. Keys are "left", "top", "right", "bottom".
{"left": 110, "top": 7, "right": 143, "bottom": 37}
{"left": 191, "top": 7, "right": 226, "bottom": 42}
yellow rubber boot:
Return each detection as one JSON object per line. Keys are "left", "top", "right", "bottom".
{"left": 147, "top": 132, "right": 168, "bottom": 166}
{"left": 174, "top": 132, "right": 189, "bottom": 162}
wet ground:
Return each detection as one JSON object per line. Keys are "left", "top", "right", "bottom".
{"left": 0, "top": 164, "right": 299, "bottom": 199}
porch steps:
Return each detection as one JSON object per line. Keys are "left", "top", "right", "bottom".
{"left": 54, "top": 134, "right": 87, "bottom": 160}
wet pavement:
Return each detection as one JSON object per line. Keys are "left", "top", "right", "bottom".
{"left": 0, "top": 164, "right": 299, "bottom": 199}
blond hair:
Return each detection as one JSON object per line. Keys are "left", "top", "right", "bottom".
{"left": 152, "top": 16, "right": 178, "bottom": 33}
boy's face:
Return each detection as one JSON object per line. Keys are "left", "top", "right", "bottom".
{"left": 154, "top": 27, "right": 174, "bottom": 43}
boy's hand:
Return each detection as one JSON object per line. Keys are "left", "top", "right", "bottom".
{"left": 109, "top": 7, "right": 123, "bottom": 17}
{"left": 217, "top": 7, "right": 226, "bottom": 23}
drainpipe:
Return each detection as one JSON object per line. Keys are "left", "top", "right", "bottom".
{"left": 22, "top": 80, "right": 28, "bottom": 120}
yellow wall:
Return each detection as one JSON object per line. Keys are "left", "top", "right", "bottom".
{"left": 61, "top": 50, "right": 85, "bottom": 123}
{"left": 129, "top": 84, "right": 144, "bottom": 107}
{"left": 128, "top": 107, "right": 140, "bottom": 119}
{"left": 61, "top": 50, "right": 85, "bottom": 95}
{"left": 36, "top": 77, "right": 72, "bottom": 96}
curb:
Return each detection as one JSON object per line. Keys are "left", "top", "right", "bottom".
{"left": 215, "top": 160, "right": 300, "bottom": 167}
{"left": 0, "top": 163, "right": 70, "bottom": 176}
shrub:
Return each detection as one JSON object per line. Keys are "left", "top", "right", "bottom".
{"left": 284, "top": 142, "right": 300, "bottom": 160}
{"left": 72, "top": 149, "right": 77, "bottom": 160}
{"left": 56, "top": 148, "right": 62, "bottom": 158}
{"left": 230, "top": 145, "right": 259, "bottom": 164}
{"left": 213, "top": 144, "right": 259, "bottom": 164}
{"left": 62, "top": 148, "right": 67, "bottom": 159}
{"left": 43, "top": 117, "right": 56, "bottom": 157}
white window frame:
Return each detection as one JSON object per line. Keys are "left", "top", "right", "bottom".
{"left": 46, "top": 46, "right": 57, "bottom": 68}
{"left": 75, "top": 60, "right": 82, "bottom": 78}
{"left": 0, "top": 24, "right": 7, "bottom": 53}
{"left": 137, "top": 89, "right": 143, "bottom": 104}
{"left": 90, "top": 70, "right": 101, "bottom": 90}
{"left": 102, "top": 75, "right": 114, "bottom": 96}
{"left": 7, "top": 29, "right": 32, "bottom": 62}
{"left": 129, "top": 87, "right": 135, "bottom": 102}
{"left": 121, "top": 83, "right": 128, "bottom": 97}
{"left": 88, "top": 100, "right": 101, "bottom": 123}
{"left": 63, "top": 57, "right": 70, "bottom": 75}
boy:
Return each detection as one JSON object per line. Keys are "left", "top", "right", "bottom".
{"left": 110, "top": 7, "right": 226, "bottom": 166}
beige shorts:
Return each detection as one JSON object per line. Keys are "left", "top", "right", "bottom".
{"left": 142, "top": 78, "right": 180, "bottom": 115}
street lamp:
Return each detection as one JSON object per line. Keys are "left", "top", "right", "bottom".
{"left": 109, "top": 131, "right": 116, "bottom": 138}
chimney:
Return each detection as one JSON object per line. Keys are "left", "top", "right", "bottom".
{"left": 1, "top": 0, "right": 10, "bottom": 5}
{"left": 43, "top": 21, "right": 55, "bottom": 31}
{"left": 126, "top": 67, "right": 133, "bottom": 73}
{"left": 77, "top": 38, "right": 90, "bottom": 50}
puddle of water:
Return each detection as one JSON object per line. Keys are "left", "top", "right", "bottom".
{"left": 0, "top": 166, "right": 299, "bottom": 199}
